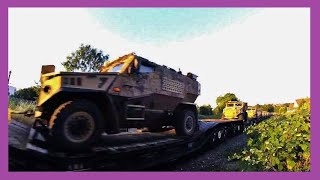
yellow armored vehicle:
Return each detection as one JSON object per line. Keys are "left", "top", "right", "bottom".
{"left": 222, "top": 101, "right": 248, "bottom": 121}
{"left": 246, "top": 106, "right": 257, "bottom": 124}
{"left": 34, "top": 53, "right": 201, "bottom": 150}
{"left": 246, "top": 106, "right": 257, "bottom": 119}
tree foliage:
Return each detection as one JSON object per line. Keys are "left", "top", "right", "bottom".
{"left": 12, "top": 86, "right": 40, "bottom": 101}
{"left": 213, "top": 93, "right": 239, "bottom": 117}
{"left": 199, "top": 104, "right": 213, "bottom": 115}
{"left": 258, "top": 104, "right": 275, "bottom": 112}
{"left": 231, "top": 103, "right": 310, "bottom": 171}
{"left": 274, "top": 103, "right": 291, "bottom": 113}
{"left": 62, "top": 44, "right": 109, "bottom": 72}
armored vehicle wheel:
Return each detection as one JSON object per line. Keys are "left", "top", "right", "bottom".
{"left": 49, "top": 100, "right": 104, "bottom": 151}
{"left": 175, "top": 110, "right": 197, "bottom": 136}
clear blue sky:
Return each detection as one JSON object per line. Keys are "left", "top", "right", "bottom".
{"left": 88, "top": 8, "right": 257, "bottom": 45}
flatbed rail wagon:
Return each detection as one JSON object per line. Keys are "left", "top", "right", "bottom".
{"left": 9, "top": 118, "right": 245, "bottom": 171}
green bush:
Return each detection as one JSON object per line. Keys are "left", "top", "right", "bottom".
{"left": 199, "top": 104, "right": 213, "bottom": 116}
{"left": 230, "top": 103, "right": 310, "bottom": 171}
{"left": 12, "top": 86, "right": 40, "bottom": 101}
{"left": 279, "top": 106, "right": 287, "bottom": 114}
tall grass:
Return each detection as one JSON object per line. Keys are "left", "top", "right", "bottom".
{"left": 8, "top": 97, "right": 36, "bottom": 113}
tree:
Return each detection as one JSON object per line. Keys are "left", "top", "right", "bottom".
{"left": 199, "top": 104, "right": 213, "bottom": 115}
{"left": 213, "top": 93, "right": 239, "bottom": 117}
{"left": 62, "top": 44, "right": 109, "bottom": 72}
{"left": 12, "top": 86, "right": 40, "bottom": 101}
{"left": 260, "top": 104, "right": 275, "bottom": 112}
{"left": 216, "top": 93, "right": 238, "bottom": 107}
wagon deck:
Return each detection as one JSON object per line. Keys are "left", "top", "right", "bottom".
{"left": 9, "top": 119, "right": 244, "bottom": 171}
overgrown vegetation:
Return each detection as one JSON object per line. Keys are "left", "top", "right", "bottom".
{"left": 230, "top": 103, "right": 310, "bottom": 171}
{"left": 10, "top": 113, "right": 35, "bottom": 125}
{"left": 198, "top": 104, "right": 213, "bottom": 116}
{"left": 12, "top": 86, "right": 40, "bottom": 101}
{"left": 8, "top": 97, "right": 36, "bottom": 125}
{"left": 8, "top": 97, "right": 36, "bottom": 113}
{"left": 256, "top": 104, "right": 274, "bottom": 112}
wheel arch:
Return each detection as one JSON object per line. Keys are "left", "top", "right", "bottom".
{"left": 174, "top": 102, "right": 198, "bottom": 119}
{"left": 38, "top": 89, "right": 120, "bottom": 133}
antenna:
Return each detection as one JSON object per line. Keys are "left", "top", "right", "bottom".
{"left": 8, "top": 70, "right": 11, "bottom": 84}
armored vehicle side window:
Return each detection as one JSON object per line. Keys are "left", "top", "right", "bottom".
{"left": 139, "top": 64, "right": 155, "bottom": 73}
{"left": 110, "top": 63, "right": 124, "bottom": 72}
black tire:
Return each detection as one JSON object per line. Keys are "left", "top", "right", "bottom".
{"left": 175, "top": 110, "right": 197, "bottom": 136}
{"left": 49, "top": 99, "right": 104, "bottom": 151}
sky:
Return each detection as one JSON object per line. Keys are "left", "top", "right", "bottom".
{"left": 8, "top": 8, "right": 310, "bottom": 107}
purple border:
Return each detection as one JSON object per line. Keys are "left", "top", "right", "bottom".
{"left": 1, "top": 0, "right": 314, "bottom": 7}
{"left": 0, "top": 0, "right": 318, "bottom": 179}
